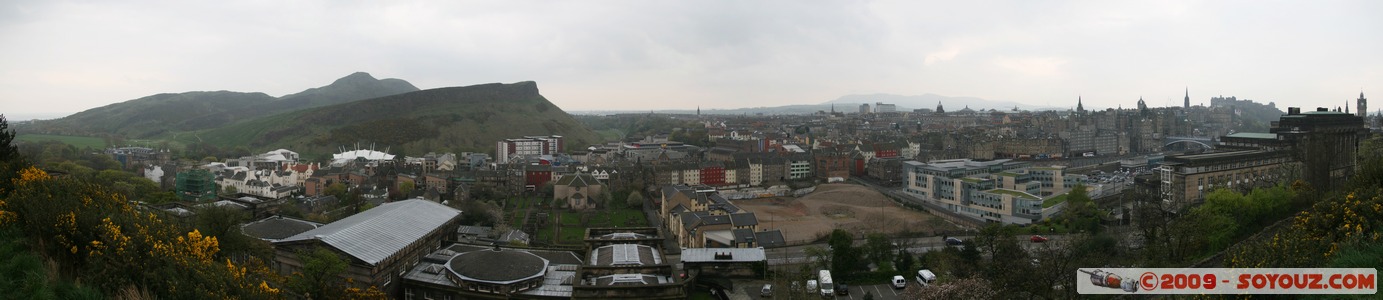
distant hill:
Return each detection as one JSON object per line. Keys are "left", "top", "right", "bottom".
{"left": 199, "top": 81, "right": 602, "bottom": 155}
{"left": 26, "top": 72, "right": 418, "bottom": 138}
{"left": 32, "top": 91, "right": 276, "bottom": 138}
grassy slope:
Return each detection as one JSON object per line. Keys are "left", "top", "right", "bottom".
{"left": 14, "top": 134, "right": 106, "bottom": 149}
{"left": 199, "top": 81, "right": 603, "bottom": 156}
{"left": 28, "top": 73, "right": 418, "bottom": 141}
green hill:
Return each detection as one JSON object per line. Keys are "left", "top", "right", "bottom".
{"left": 34, "top": 91, "right": 276, "bottom": 138}
{"left": 199, "top": 81, "right": 603, "bottom": 156}
{"left": 26, "top": 72, "right": 418, "bottom": 139}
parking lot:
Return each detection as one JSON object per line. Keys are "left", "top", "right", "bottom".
{"left": 832, "top": 284, "right": 906, "bottom": 300}
{"left": 736, "top": 282, "right": 910, "bottom": 300}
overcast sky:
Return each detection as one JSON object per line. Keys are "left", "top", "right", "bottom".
{"left": 3, "top": 0, "right": 1381, "bottom": 120}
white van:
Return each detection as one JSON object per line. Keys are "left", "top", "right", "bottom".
{"left": 892, "top": 275, "right": 907, "bottom": 289}
{"left": 817, "top": 270, "right": 835, "bottom": 296}
{"left": 916, "top": 269, "right": 937, "bottom": 286}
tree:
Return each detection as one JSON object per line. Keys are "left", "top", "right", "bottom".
{"left": 802, "top": 245, "right": 832, "bottom": 272}
{"left": 0, "top": 115, "right": 17, "bottom": 163}
{"left": 625, "top": 191, "right": 644, "bottom": 209}
{"left": 1062, "top": 183, "right": 1100, "bottom": 233}
{"left": 325, "top": 183, "right": 348, "bottom": 201}
{"left": 974, "top": 224, "right": 1032, "bottom": 296}
{"left": 398, "top": 181, "right": 415, "bottom": 199}
{"left": 862, "top": 233, "right": 894, "bottom": 267}
{"left": 194, "top": 205, "right": 263, "bottom": 260}
{"left": 827, "top": 229, "right": 861, "bottom": 276}
{"left": 894, "top": 248, "right": 915, "bottom": 273}
{"left": 900, "top": 277, "right": 998, "bottom": 300}
{"left": 287, "top": 247, "right": 348, "bottom": 299}
{"left": 223, "top": 185, "right": 238, "bottom": 195}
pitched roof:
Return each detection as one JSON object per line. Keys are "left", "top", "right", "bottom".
{"left": 276, "top": 199, "right": 461, "bottom": 265}
{"left": 729, "top": 213, "right": 759, "bottom": 227}
{"left": 754, "top": 230, "right": 787, "bottom": 248}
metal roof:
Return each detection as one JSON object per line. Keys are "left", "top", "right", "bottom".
{"left": 276, "top": 199, "right": 460, "bottom": 265}
{"left": 1224, "top": 132, "right": 1279, "bottom": 140}
{"left": 680, "top": 247, "right": 767, "bottom": 263}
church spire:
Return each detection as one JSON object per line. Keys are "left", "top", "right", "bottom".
{"left": 1184, "top": 87, "right": 1191, "bottom": 108}
{"left": 1076, "top": 95, "right": 1085, "bottom": 113}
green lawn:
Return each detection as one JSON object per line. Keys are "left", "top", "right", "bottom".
{"left": 988, "top": 189, "right": 1039, "bottom": 200}
{"left": 15, "top": 134, "right": 106, "bottom": 149}
{"left": 595, "top": 129, "right": 624, "bottom": 142}
{"left": 1043, "top": 194, "right": 1069, "bottom": 208}
{"left": 548, "top": 208, "right": 647, "bottom": 245}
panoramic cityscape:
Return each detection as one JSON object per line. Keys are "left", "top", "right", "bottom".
{"left": 2, "top": 1, "right": 1382, "bottom": 300}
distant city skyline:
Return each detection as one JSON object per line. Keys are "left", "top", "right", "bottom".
{"left": 2, "top": 1, "right": 1381, "bottom": 120}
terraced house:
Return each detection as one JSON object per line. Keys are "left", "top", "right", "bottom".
{"left": 660, "top": 185, "right": 785, "bottom": 248}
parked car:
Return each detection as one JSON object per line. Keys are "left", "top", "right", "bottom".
{"left": 836, "top": 283, "right": 849, "bottom": 295}
{"left": 760, "top": 284, "right": 772, "bottom": 297}
{"left": 945, "top": 237, "right": 963, "bottom": 245}
{"left": 892, "top": 275, "right": 907, "bottom": 289}
{"left": 1030, "top": 235, "right": 1049, "bottom": 243}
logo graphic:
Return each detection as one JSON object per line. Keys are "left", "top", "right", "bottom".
{"left": 1079, "top": 269, "right": 1138, "bottom": 292}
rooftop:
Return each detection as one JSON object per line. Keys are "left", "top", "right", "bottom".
{"left": 448, "top": 248, "right": 549, "bottom": 283}
{"left": 1224, "top": 132, "right": 1279, "bottom": 140}
{"left": 680, "top": 247, "right": 767, "bottom": 263}
{"left": 590, "top": 244, "right": 662, "bottom": 266}
{"left": 240, "top": 216, "right": 322, "bottom": 241}
{"left": 985, "top": 189, "right": 1040, "bottom": 200}
{"left": 275, "top": 199, "right": 460, "bottom": 265}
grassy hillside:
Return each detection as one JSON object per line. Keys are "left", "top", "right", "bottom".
{"left": 14, "top": 134, "right": 107, "bottom": 149}
{"left": 32, "top": 91, "right": 275, "bottom": 138}
{"left": 199, "top": 81, "right": 604, "bottom": 156}
{"left": 24, "top": 72, "right": 418, "bottom": 140}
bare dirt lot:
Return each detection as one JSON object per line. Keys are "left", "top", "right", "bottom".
{"left": 735, "top": 183, "right": 959, "bottom": 244}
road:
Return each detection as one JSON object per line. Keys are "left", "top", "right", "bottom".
{"left": 737, "top": 282, "right": 908, "bottom": 300}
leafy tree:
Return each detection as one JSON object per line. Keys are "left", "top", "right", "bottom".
{"left": 862, "top": 233, "right": 894, "bottom": 267}
{"left": 894, "top": 248, "right": 915, "bottom": 273}
{"left": 287, "top": 247, "right": 348, "bottom": 299}
{"left": 625, "top": 191, "right": 644, "bottom": 209}
{"left": 827, "top": 229, "right": 861, "bottom": 276}
{"left": 398, "top": 181, "right": 415, "bottom": 199}
{"left": 325, "top": 182, "right": 348, "bottom": 201}
{"left": 194, "top": 205, "right": 271, "bottom": 262}
{"left": 1062, "top": 183, "right": 1100, "bottom": 233}
{"left": 0, "top": 114, "right": 17, "bottom": 162}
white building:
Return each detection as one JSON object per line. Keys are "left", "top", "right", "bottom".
{"left": 143, "top": 165, "right": 164, "bottom": 184}
{"left": 875, "top": 102, "right": 897, "bottom": 113}
{"left": 496, "top": 135, "right": 563, "bottom": 164}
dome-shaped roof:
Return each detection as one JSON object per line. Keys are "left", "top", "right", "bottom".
{"left": 448, "top": 248, "right": 549, "bottom": 283}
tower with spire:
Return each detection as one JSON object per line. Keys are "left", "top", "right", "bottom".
{"left": 1184, "top": 87, "right": 1191, "bottom": 109}
{"left": 935, "top": 101, "right": 945, "bottom": 114}
{"left": 1076, "top": 96, "right": 1086, "bottom": 114}
{"left": 1359, "top": 92, "right": 1368, "bottom": 118}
